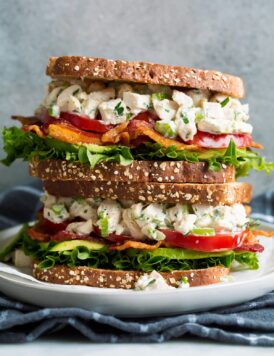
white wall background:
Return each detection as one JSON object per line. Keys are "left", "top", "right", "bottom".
{"left": 1, "top": 0, "right": 274, "bottom": 195}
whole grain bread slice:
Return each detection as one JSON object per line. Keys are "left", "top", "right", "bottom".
{"left": 46, "top": 56, "right": 245, "bottom": 98}
{"left": 42, "top": 180, "right": 252, "bottom": 205}
{"left": 29, "top": 159, "right": 235, "bottom": 184}
{"left": 33, "top": 263, "right": 229, "bottom": 289}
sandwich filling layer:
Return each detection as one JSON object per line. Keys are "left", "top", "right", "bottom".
{"left": 2, "top": 194, "right": 272, "bottom": 286}
{"left": 3, "top": 80, "right": 274, "bottom": 176}
{"left": 39, "top": 81, "right": 252, "bottom": 138}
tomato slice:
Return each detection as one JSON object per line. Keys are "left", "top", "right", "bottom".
{"left": 188, "top": 130, "right": 253, "bottom": 148}
{"left": 59, "top": 112, "right": 113, "bottom": 133}
{"left": 161, "top": 229, "right": 245, "bottom": 251}
{"left": 40, "top": 218, "right": 69, "bottom": 233}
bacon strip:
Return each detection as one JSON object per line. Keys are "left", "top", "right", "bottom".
{"left": 101, "top": 121, "right": 129, "bottom": 144}
{"left": 47, "top": 122, "right": 102, "bottom": 144}
{"left": 12, "top": 115, "right": 42, "bottom": 126}
{"left": 129, "top": 121, "right": 200, "bottom": 151}
{"left": 251, "top": 141, "right": 263, "bottom": 149}
{"left": 110, "top": 240, "right": 162, "bottom": 251}
{"left": 23, "top": 125, "right": 45, "bottom": 138}
{"left": 251, "top": 230, "right": 274, "bottom": 237}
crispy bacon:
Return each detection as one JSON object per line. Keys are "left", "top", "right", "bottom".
{"left": 235, "top": 243, "right": 264, "bottom": 253}
{"left": 251, "top": 230, "right": 274, "bottom": 237}
{"left": 12, "top": 115, "right": 42, "bottom": 126}
{"left": 110, "top": 240, "right": 162, "bottom": 251}
{"left": 47, "top": 122, "right": 102, "bottom": 144}
{"left": 251, "top": 141, "right": 263, "bottom": 149}
{"left": 23, "top": 124, "right": 45, "bottom": 138}
{"left": 128, "top": 120, "right": 200, "bottom": 151}
{"left": 101, "top": 121, "right": 129, "bottom": 144}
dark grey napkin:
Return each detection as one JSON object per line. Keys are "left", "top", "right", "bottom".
{"left": 1, "top": 183, "right": 274, "bottom": 346}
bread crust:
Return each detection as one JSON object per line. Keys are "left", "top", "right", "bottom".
{"left": 42, "top": 180, "right": 252, "bottom": 205}
{"left": 29, "top": 159, "right": 235, "bottom": 184}
{"left": 46, "top": 56, "right": 245, "bottom": 98}
{"left": 33, "top": 263, "right": 229, "bottom": 289}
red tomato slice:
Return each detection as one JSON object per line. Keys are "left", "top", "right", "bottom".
{"left": 161, "top": 229, "right": 245, "bottom": 251}
{"left": 188, "top": 130, "right": 253, "bottom": 148}
{"left": 59, "top": 112, "right": 113, "bottom": 133}
{"left": 40, "top": 218, "right": 69, "bottom": 233}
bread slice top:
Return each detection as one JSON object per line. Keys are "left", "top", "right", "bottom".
{"left": 33, "top": 264, "right": 229, "bottom": 289}
{"left": 46, "top": 56, "right": 245, "bottom": 98}
{"left": 29, "top": 159, "right": 235, "bottom": 184}
{"left": 43, "top": 180, "right": 252, "bottom": 205}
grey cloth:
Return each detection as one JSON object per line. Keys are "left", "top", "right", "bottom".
{"left": 0, "top": 184, "right": 274, "bottom": 346}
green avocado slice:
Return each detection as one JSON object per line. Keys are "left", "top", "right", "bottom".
{"left": 49, "top": 239, "right": 106, "bottom": 252}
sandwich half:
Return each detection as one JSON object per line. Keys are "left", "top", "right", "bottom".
{"left": 12, "top": 183, "right": 266, "bottom": 290}
{"left": 5, "top": 161, "right": 271, "bottom": 290}
{"left": 2, "top": 56, "right": 274, "bottom": 177}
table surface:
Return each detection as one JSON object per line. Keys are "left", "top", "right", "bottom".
{"left": 2, "top": 338, "right": 273, "bottom": 355}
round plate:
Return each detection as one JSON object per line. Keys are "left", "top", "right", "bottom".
{"left": 0, "top": 223, "right": 274, "bottom": 317}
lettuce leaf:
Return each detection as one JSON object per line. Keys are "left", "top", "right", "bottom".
{"left": 132, "top": 141, "right": 274, "bottom": 177}
{"left": 18, "top": 230, "right": 258, "bottom": 272}
{"left": 1, "top": 127, "right": 133, "bottom": 168}
{"left": 2, "top": 127, "right": 274, "bottom": 177}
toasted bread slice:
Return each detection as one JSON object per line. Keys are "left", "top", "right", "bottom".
{"left": 42, "top": 180, "right": 252, "bottom": 205}
{"left": 33, "top": 263, "right": 229, "bottom": 289}
{"left": 30, "top": 159, "right": 235, "bottom": 184}
{"left": 47, "top": 56, "right": 245, "bottom": 98}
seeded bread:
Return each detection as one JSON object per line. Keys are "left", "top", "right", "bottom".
{"left": 29, "top": 159, "right": 235, "bottom": 184}
{"left": 46, "top": 56, "right": 245, "bottom": 98}
{"left": 33, "top": 263, "right": 229, "bottom": 289}
{"left": 42, "top": 180, "right": 252, "bottom": 205}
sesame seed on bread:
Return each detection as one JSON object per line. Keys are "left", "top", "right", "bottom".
{"left": 46, "top": 56, "right": 245, "bottom": 98}
{"left": 33, "top": 263, "right": 230, "bottom": 289}
{"left": 29, "top": 159, "right": 235, "bottom": 184}
{"left": 42, "top": 180, "right": 252, "bottom": 205}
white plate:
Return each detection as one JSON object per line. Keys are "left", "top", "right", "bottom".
{"left": 0, "top": 223, "right": 274, "bottom": 317}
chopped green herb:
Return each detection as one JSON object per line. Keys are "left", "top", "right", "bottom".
{"left": 51, "top": 203, "right": 65, "bottom": 215}
{"left": 182, "top": 117, "right": 189, "bottom": 124}
{"left": 48, "top": 105, "right": 60, "bottom": 118}
{"left": 73, "top": 89, "right": 80, "bottom": 96}
{"left": 114, "top": 101, "right": 124, "bottom": 116}
{"left": 220, "top": 97, "right": 230, "bottom": 108}
{"left": 126, "top": 112, "right": 133, "bottom": 120}
{"left": 195, "top": 111, "right": 204, "bottom": 121}
{"left": 181, "top": 276, "right": 189, "bottom": 284}
{"left": 146, "top": 278, "right": 156, "bottom": 287}
{"left": 152, "top": 92, "right": 170, "bottom": 101}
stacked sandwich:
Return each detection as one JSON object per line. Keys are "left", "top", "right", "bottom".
{"left": 2, "top": 56, "right": 274, "bottom": 290}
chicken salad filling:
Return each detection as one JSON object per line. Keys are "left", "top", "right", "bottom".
{"left": 38, "top": 80, "right": 252, "bottom": 140}
{"left": 41, "top": 192, "right": 249, "bottom": 241}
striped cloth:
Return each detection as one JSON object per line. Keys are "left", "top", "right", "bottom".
{"left": 0, "top": 183, "right": 274, "bottom": 346}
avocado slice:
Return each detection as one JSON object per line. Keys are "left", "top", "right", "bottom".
{"left": 49, "top": 239, "right": 106, "bottom": 252}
